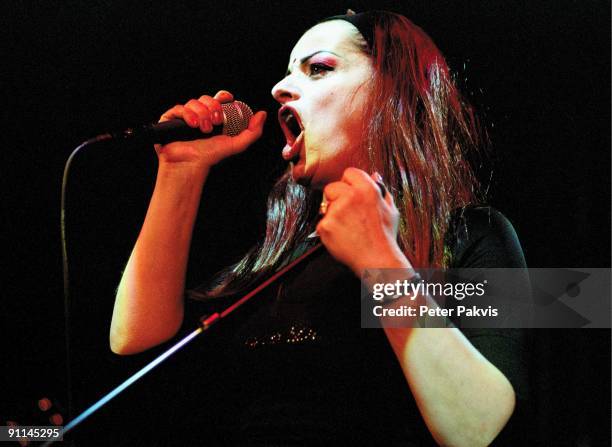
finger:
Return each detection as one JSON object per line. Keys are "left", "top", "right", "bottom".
{"left": 213, "top": 90, "right": 234, "bottom": 103}
{"left": 341, "top": 167, "right": 371, "bottom": 186}
{"left": 316, "top": 217, "right": 332, "bottom": 238}
{"left": 323, "top": 181, "right": 351, "bottom": 202}
{"left": 342, "top": 167, "right": 381, "bottom": 200}
{"left": 198, "top": 94, "right": 224, "bottom": 126}
{"left": 227, "top": 110, "right": 267, "bottom": 153}
{"left": 370, "top": 172, "right": 394, "bottom": 206}
{"left": 370, "top": 172, "right": 388, "bottom": 197}
{"left": 374, "top": 180, "right": 387, "bottom": 198}
{"left": 185, "top": 99, "right": 213, "bottom": 133}
{"left": 160, "top": 105, "right": 199, "bottom": 127}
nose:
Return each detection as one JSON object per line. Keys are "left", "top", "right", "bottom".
{"left": 271, "top": 76, "right": 301, "bottom": 103}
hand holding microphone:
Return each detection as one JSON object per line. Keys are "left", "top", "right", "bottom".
{"left": 154, "top": 90, "right": 267, "bottom": 169}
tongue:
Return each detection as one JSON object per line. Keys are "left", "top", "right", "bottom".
{"left": 282, "top": 132, "right": 304, "bottom": 161}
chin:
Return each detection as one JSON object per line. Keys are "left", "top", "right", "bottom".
{"left": 290, "top": 163, "right": 311, "bottom": 187}
{"left": 292, "top": 159, "right": 324, "bottom": 187}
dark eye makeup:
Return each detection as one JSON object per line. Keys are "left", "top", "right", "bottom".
{"left": 285, "top": 51, "right": 340, "bottom": 77}
{"left": 308, "top": 62, "right": 334, "bottom": 76}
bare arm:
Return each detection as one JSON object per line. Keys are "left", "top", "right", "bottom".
{"left": 110, "top": 91, "right": 266, "bottom": 354}
{"left": 110, "top": 163, "right": 209, "bottom": 354}
{"left": 317, "top": 168, "right": 515, "bottom": 446}
{"left": 384, "top": 317, "right": 515, "bottom": 446}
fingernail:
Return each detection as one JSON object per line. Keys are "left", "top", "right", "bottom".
{"left": 213, "top": 111, "right": 221, "bottom": 123}
{"left": 204, "top": 118, "right": 212, "bottom": 131}
{"left": 374, "top": 172, "right": 383, "bottom": 182}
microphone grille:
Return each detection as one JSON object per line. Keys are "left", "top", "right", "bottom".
{"left": 222, "top": 101, "right": 253, "bottom": 136}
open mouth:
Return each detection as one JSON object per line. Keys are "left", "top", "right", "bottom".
{"left": 278, "top": 106, "right": 304, "bottom": 162}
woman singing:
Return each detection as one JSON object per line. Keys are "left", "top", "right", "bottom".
{"left": 110, "top": 10, "right": 530, "bottom": 446}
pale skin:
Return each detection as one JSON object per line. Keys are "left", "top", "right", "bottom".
{"left": 111, "top": 20, "right": 515, "bottom": 447}
{"left": 110, "top": 91, "right": 267, "bottom": 353}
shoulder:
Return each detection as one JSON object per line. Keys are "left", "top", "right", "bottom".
{"left": 446, "top": 206, "right": 527, "bottom": 268}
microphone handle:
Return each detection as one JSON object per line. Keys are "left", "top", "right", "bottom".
{"left": 114, "top": 119, "right": 224, "bottom": 145}
{"left": 109, "top": 101, "right": 252, "bottom": 145}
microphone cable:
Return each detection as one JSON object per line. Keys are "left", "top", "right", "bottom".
{"left": 60, "top": 133, "right": 113, "bottom": 437}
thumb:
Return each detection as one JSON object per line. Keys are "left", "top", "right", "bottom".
{"left": 370, "top": 171, "right": 394, "bottom": 206}
{"left": 229, "top": 110, "right": 267, "bottom": 153}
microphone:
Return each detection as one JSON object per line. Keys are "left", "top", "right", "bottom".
{"left": 111, "top": 101, "right": 253, "bottom": 145}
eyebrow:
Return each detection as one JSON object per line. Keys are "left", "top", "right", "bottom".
{"left": 285, "top": 50, "right": 342, "bottom": 75}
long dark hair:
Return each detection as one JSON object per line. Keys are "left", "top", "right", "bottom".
{"left": 191, "top": 11, "right": 482, "bottom": 299}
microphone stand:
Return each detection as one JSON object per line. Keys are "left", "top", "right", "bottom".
{"left": 43, "top": 242, "right": 322, "bottom": 446}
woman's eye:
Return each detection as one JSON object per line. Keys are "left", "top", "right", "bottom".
{"left": 308, "top": 63, "right": 333, "bottom": 76}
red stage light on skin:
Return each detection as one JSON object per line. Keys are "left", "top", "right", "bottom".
{"left": 38, "top": 397, "right": 53, "bottom": 412}
{"left": 49, "top": 413, "right": 64, "bottom": 425}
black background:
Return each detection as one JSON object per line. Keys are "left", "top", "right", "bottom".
{"left": 2, "top": 0, "right": 610, "bottom": 445}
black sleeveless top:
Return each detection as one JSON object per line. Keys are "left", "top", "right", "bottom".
{"left": 182, "top": 206, "right": 532, "bottom": 445}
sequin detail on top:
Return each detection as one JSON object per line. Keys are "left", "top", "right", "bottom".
{"left": 244, "top": 325, "right": 320, "bottom": 348}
